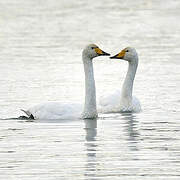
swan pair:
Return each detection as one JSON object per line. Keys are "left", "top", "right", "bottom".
{"left": 21, "top": 44, "right": 141, "bottom": 120}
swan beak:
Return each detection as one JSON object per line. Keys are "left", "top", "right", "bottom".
{"left": 95, "top": 47, "right": 110, "bottom": 56}
{"left": 110, "top": 49, "right": 126, "bottom": 59}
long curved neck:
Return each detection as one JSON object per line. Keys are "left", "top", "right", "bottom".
{"left": 82, "top": 55, "right": 97, "bottom": 119}
{"left": 121, "top": 60, "right": 138, "bottom": 103}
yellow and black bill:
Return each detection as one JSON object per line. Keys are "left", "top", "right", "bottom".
{"left": 94, "top": 47, "right": 110, "bottom": 56}
{"left": 110, "top": 49, "right": 126, "bottom": 59}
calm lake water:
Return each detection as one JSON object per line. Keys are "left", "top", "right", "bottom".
{"left": 0, "top": 0, "right": 180, "bottom": 179}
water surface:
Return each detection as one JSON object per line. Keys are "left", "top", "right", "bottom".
{"left": 0, "top": 0, "right": 180, "bottom": 179}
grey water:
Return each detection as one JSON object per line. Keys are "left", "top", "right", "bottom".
{"left": 0, "top": 0, "right": 180, "bottom": 179}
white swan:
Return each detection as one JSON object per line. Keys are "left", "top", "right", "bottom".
{"left": 99, "top": 47, "right": 141, "bottom": 113}
{"left": 21, "top": 44, "right": 110, "bottom": 119}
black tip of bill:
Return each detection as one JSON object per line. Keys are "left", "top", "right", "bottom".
{"left": 110, "top": 54, "right": 118, "bottom": 59}
{"left": 101, "top": 51, "right": 110, "bottom": 56}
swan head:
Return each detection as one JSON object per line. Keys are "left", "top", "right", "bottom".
{"left": 110, "top": 47, "right": 138, "bottom": 63}
{"left": 83, "top": 44, "right": 110, "bottom": 59}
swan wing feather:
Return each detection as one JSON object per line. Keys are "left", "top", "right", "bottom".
{"left": 24, "top": 102, "right": 82, "bottom": 119}
{"left": 98, "top": 90, "right": 141, "bottom": 113}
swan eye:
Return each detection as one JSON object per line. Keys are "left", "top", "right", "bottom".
{"left": 126, "top": 50, "right": 129, "bottom": 52}
{"left": 91, "top": 47, "right": 95, "bottom": 49}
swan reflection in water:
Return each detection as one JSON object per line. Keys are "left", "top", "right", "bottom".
{"left": 84, "top": 119, "right": 99, "bottom": 178}
{"left": 84, "top": 119, "right": 97, "bottom": 141}
{"left": 121, "top": 113, "right": 140, "bottom": 151}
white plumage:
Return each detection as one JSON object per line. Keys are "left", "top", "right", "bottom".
{"left": 98, "top": 47, "right": 141, "bottom": 113}
{"left": 99, "top": 90, "right": 141, "bottom": 113}
{"left": 21, "top": 44, "right": 110, "bottom": 120}
{"left": 22, "top": 102, "right": 82, "bottom": 120}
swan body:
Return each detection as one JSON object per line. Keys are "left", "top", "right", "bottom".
{"left": 99, "top": 47, "right": 141, "bottom": 113}
{"left": 22, "top": 44, "right": 110, "bottom": 120}
{"left": 22, "top": 102, "right": 82, "bottom": 120}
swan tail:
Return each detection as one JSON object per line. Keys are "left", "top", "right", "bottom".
{"left": 20, "top": 109, "right": 35, "bottom": 119}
